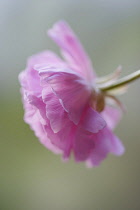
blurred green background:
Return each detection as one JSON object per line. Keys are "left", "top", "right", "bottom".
{"left": 1, "top": 0, "right": 140, "bottom": 209}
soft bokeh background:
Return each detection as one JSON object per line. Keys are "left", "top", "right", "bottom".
{"left": 1, "top": 0, "right": 140, "bottom": 209}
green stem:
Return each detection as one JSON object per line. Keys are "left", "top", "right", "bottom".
{"left": 99, "top": 69, "right": 140, "bottom": 92}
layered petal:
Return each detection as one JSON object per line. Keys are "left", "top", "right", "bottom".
{"left": 22, "top": 91, "right": 61, "bottom": 153}
{"left": 45, "top": 121, "right": 73, "bottom": 160}
{"left": 42, "top": 85, "right": 69, "bottom": 133}
{"left": 24, "top": 93, "right": 47, "bottom": 125}
{"left": 39, "top": 67, "right": 91, "bottom": 125}
{"left": 48, "top": 21, "right": 96, "bottom": 82}
{"left": 72, "top": 105, "right": 106, "bottom": 162}
{"left": 19, "top": 50, "right": 66, "bottom": 96}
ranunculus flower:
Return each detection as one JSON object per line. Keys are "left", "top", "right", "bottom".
{"left": 19, "top": 21, "right": 126, "bottom": 167}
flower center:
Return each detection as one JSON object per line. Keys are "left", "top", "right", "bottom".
{"left": 90, "top": 89, "right": 105, "bottom": 112}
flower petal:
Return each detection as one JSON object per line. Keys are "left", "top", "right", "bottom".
{"left": 86, "top": 127, "right": 125, "bottom": 167}
{"left": 80, "top": 106, "right": 106, "bottom": 133}
{"left": 105, "top": 128, "right": 125, "bottom": 156}
{"left": 101, "top": 106, "right": 122, "bottom": 130}
{"left": 48, "top": 21, "right": 96, "bottom": 82}
{"left": 39, "top": 68, "right": 91, "bottom": 125}
{"left": 73, "top": 130, "right": 95, "bottom": 161}
{"left": 45, "top": 121, "right": 73, "bottom": 160}
{"left": 42, "top": 85, "right": 69, "bottom": 133}
{"left": 19, "top": 50, "right": 65, "bottom": 96}
{"left": 22, "top": 92, "right": 61, "bottom": 154}
{"left": 24, "top": 93, "right": 47, "bottom": 125}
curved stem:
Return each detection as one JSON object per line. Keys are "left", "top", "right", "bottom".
{"left": 99, "top": 70, "right": 140, "bottom": 92}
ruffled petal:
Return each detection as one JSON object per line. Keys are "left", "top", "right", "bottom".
{"left": 39, "top": 68, "right": 91, "bottom": 125}
{"left": 24, "top": 94, "right": 47, "bottom": 125}
{"left": 48, "top": 21, "right": 96, "bottom": 82}
{"left": 19, "top": 50, "right": 66, "bottom": 96}
{"left": 22, "top": 92, "right": 61, "bottom": 153}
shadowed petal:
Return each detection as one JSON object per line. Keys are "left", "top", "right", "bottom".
{"left": 73, "top": 106, "right": 106, "bottom": 162}
{"left": 73, "top": 130, "right": 95, "bottom": 161}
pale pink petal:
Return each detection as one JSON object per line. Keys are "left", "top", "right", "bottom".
{"left": 48, "top": 21, "right": 96, "bottom": 82}
{"left": 101, "top": 106, "right": 122, "bottom": 130}
{"left": 104, "top": 128, "right": 125, "bottom": 156}
{"left": 27, "top": 50, "right": 64, "bottom": 68}
{"left": 39, "top": 68, "right": 91, "bottom": 125}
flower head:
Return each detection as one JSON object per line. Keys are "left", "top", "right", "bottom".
{"left": 19, "top": 20, "right": 134, "bottom": 167}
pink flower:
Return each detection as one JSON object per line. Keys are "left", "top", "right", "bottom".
{"left": 19, "top": 21, "right": 125, "bottom": 167}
